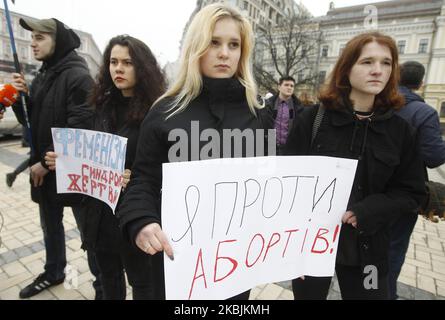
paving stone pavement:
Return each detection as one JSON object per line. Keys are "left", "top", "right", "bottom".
{"left": 0, "top": 140, "right": 444, "bottom": 300}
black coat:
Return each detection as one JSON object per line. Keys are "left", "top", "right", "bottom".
{"left": 13, "top": 22, "right": 94, "bottom": 205}
{"left": 285, "top": 103, "right": 426, "bottom": 271}
{"left": 79, "top": 99, "right": 141, "bottom": 252}
{"left": 117, "top": 77, "right": 270, "bottom": 244}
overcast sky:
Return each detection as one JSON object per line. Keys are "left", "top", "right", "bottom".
{"left": 8, "top": 0, "right": 390, "bottom": 65}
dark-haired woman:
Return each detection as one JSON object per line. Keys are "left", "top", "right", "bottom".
{"left": 286, "top": 32, "right": 425, "bottom": 300}
{"left": 46, "top": 35, "right": 166, "bottom": 299}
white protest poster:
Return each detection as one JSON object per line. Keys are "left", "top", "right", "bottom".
{"left": 51, "top": 128, "right": 128, "bottom": 212}
{"left": 162, "top": 156, "right": 357, "bottom": 300}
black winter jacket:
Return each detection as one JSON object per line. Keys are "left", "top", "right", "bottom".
{"left": 117, "top": 77, "right": 270, "bottom": 244}
{"left": 285, "top": 103, "right": 426, "bottom": 271}
{"left": 13, "top": 20, "right": 94, "bottom": 205}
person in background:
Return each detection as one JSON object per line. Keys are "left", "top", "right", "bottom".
{"left": 388, "top": 60, "right": 445, "bottom": 300}
{"left": 265, "top": 76, "right": 303, "bottom": 154}
{"left": 6, "top": 156, "right": 29, "bottom": 187}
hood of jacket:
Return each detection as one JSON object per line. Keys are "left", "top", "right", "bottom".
{"left": 40, "top": 50, "right": 89, "bottom": 77}
{"left": 42, "top": 19, "right": 81, "bottom": 70}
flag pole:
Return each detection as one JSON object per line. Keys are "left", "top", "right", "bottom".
{"left": 3, "top": 0, "right": 34, "bottom": 154}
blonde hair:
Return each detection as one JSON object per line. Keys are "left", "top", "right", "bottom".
{"left": 158, "top": 3, "right": 261, "bottom": 117}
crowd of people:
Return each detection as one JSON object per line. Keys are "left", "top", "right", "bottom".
{"left": 1, "top": 3, "right": 444, "bottom": 300}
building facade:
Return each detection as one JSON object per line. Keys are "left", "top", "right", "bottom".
{"left": 175, "top": 0, "right": 312, "bottom": 90}
{"left": 194, "top": 0, "right": 301, "bottom": 32}
{"left": 0, "top": 9, "right": 102, "bottom": 85}
{"left": 317, "top": 0, "right": 445, "bottom": 119}
{"left": 170, "top": 0, "right": 304, "bottom": 84}
{"left": 177, "top": 0, "right": 445, "bottom": 119}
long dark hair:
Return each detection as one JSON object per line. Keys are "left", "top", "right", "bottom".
{"left": 90, "top": 35, "right": 166, "bottom": 126}
{"left": 319, "top": 32, "right": 404, "bottom": 111}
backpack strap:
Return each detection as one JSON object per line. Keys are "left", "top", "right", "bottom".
{"left": 310, "top": 104, "right": 325, "bottom": 149}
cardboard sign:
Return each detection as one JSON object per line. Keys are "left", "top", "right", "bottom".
{"left": 162, "top": 156, "right": 357, "bottom": 300}
{"left": 51, "top": 128, "right": 127, "bottom": 212}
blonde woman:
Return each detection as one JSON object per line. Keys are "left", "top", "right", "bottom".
{"left": 117, "top": 3, "right": 271, "bottom": 300}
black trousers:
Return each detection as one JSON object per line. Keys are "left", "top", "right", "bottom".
{"left": 13, "top": 158, "right": 29, "bottom": 175}
{"left": 95, "top": 240, "right": 157, "bottom": 300}
{"left": 292, "top": 264, "right": 389, "bottom": 300}
{"left": 37, "top": 197, "right": 100, "bottom": 291}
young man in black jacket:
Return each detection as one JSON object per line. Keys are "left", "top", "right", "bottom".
{"left": 11, "top": 18, "right": 101, "bottom": 299}
{"left": 265, "top": 76, "right": 304, "bottom": 155}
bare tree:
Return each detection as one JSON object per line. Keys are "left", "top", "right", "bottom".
{"left": 254, "top": 13, "right": 323, "bottom": 94}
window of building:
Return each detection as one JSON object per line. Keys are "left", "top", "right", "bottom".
{"left": 301, "top": 46, "right": 307, "bottom": 58}
{"left": 2, "top": 15, "right": 7, "bottom": 34}
{"left": 271, "top": 48, "right": 277, "bottom": 57}
{"left": 397, "top": 40, "right": 406, "bottom": 54}
{"left": 4, "top": 43, "right": 11, "bottom": 58}
{"left": 243, "top": 1, "right": 248, "bottom": 10}
{"left": 339, "top": 44, "right": 345, "bottom": 55}
{"left": 318, "top": 71, "right": 327, "bottom": 84}
{"left": 20, "top": 46, "right": 28, "bottom": 59}
{"left": 13, "top": 18, "right": 18, "bottom": 32}
{"left": 298, "top": 71, "right": 304, "bottom": 83}
{"left": 321, "top": 45, "right": 329, "bottom": 58}
{"left": 441, "top": 102, "right": 445, "bottom": 118}
{"left": 418, "top": 39, "right": 429, "bottom": 54}
{"left": 18, "top": 19, "right": 25, "bottom": 38}
{"left": 269, "top": 8, "right": 274, "bottom": 19}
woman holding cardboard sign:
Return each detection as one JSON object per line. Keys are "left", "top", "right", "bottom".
{"left": 117, "top": 4, "right": 273, "bottom": 300}
{"left": 45, "top": 35, "right": 166, "bottom": 299}
{"left": 285, "top": 32, "right": 426, "bottom": 299}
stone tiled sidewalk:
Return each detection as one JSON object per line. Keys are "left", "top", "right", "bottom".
{"left": 0, "top": 140, "right": 444, "bottom": 300}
